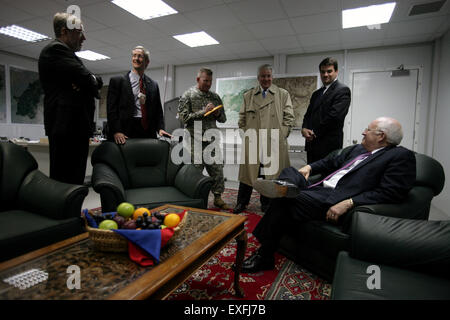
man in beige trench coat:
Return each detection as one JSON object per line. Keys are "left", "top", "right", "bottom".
{"left": 233, "top": 64, "right": 295, "bottom": 213}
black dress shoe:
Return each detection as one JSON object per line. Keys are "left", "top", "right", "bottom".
{"left": 241, "top": 252, "right": 274, "bottom": 273}
{"left": 253, "top": 179, "right": 300, "bottom": 199}
{"left": 233, "top": 203, "right": 247, "bottom": 214}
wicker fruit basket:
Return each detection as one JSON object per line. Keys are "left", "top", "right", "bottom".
{"left": 84, "top": 211, "right": 188, "bottom": 253}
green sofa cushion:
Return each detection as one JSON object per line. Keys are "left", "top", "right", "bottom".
{"left": 332, "top": 251, "right": 450, "bottom": 300}
{"left": 0, "top": 210, "right": 84, "bottom": 261}
{"left": 125, "top": 186, "right": 204, "bottom": 209}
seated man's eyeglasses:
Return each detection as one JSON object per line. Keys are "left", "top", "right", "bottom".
{"left": 364, "top": 127, "right": 383, "bottom": 134}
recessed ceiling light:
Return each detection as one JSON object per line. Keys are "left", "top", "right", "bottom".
{"left": 111, "top": 0, "right": 178, "bottom": 20}
{"left": 0, "top": 25, "right": 50, "bottom": 42}
{"left": 342, "top": 2, "right": 396, "bottom": 29}
{"left": 173, "top": 31, "right": 219, "bottom": 47}
{"left": 75, "top": 50, "right": 110, "bottom": 61}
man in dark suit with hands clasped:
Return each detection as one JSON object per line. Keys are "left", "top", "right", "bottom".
{"left": 302, "top": 57, "right": 351, "bottom": 164}
{"left": 39, "top": 12, "right": 103, "bottom": 185}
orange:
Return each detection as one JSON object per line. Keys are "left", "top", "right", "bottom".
{"left": 133, "top": 207, "right": 150, "bottom": 220}
{"left": 164, "top": 213, "right": 181, "bottom": 228}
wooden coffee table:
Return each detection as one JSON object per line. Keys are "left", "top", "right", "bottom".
{"left": 0, "top": 205, "right": 247, "bottom": 300}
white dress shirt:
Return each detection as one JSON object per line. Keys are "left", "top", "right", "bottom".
{"left": 129, "top": 71, "right": 143, "bottom": 118}
{"left": 323, "top": 147, "right": 385, "bottom": 189}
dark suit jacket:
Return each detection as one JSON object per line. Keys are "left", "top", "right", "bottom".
{"left": 302, "top": 80, "right": 351, "bottom": 163}
{"left": 107, "top": 72, "right": 164, "bottom": 139}
{"left": 308, "top": 144, "right": 416, "bottom": 207}
{"left": 38, "top": 40, "right": 99, "bottom": 137}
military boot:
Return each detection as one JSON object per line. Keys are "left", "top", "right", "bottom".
{"left": 214, "top": 194, "right": 230, "bottom": 210}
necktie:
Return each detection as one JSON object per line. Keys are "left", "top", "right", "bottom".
{"left": 308, "top": 151, "right": 371, "bottom": 188}
{"left": 262, "top": 89, "right": 266, "bottom": 98}
{"left": 139, "top": 76, "right": 148, "bottom": 131}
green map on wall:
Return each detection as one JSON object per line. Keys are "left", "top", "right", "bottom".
{"left": 216, "top": 74, "right": 319, "bottom": 128}
{"left": 10, "top": 67, "right": 44, "bottom": 124}
{"left": 216, "top": 77, "right": 257, "bottom": 128}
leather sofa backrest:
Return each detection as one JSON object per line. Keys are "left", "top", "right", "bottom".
{"left": 92, "top": 139, "right": 182, "bottom": 189}
{"left": 91, "top": 141, "right": 130, "bottom": 188}
{"left": 120, "top": 139, "right": 170, "bottom": 188}
{"left": 0, "top": 142, "right": 38, "bottom": 211}
{"left": 351, "top": 211, "right": 450, "bottom": 279}
{"left": 414, "top": 153, "right": 445, "bottom": 196}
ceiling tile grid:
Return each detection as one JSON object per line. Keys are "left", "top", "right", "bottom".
{"left": 0, "top": 0, "right": 447, "bottom": 74}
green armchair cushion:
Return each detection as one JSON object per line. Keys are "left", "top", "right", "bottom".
{"left": 0, "top": 210, "right": 84, "bottom": 261}
{"left": 0, "top": 142, "right": 88, "bottom": 262}
{"left": 125, "top": 186, "right": 204, "bottom": 209}
{"left": 331, "top": 251, "right": 450, "bottom": 300}
{"left": 91, "top": 139, "right": 213, "bottom": 212}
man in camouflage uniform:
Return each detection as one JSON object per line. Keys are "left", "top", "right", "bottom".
{"left": 178, "top": 67, "right": 229, "bottom": 209}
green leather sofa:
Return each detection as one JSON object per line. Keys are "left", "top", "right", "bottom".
{"left": 277, "top": 146, "right": 445, "bottom": 281}
{"left": 0, "top": 142, "right": 88, "bottom": 262}
{"left": 331, "top": 211, "right": 450, "bottom": 299}
{"left": 91, "top": 139, "right": 213, "bottom": 212}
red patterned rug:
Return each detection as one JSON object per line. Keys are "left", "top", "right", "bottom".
{"left": 166, "top": 188, "right": 331, "bottom": 300}
{"left": 88, "top": 188, "right": 331, "bottom": 300}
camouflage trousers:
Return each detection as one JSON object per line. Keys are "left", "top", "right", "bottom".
{"left": 190, "top": 140, "right": 225, "bottom": 195}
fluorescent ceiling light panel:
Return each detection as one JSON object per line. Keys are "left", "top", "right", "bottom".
{"left": 111, "top": 0, "right": 178, "bottom": 20}
{"left": 173, "top": 31, "right": 219, "bottom": 47}
{"left": 0, "top": 25, "right": 50, "bottom": 42}
{"left": 342, "top": 2, "right": 396, "bottom": 29}
{"left": 75, "top": 50, "right": 110, "bottom": 61}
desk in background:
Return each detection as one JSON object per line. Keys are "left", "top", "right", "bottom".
{"left": 12, "top": 138, "right": 101, "bottom": 184}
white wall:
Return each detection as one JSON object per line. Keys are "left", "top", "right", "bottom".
{"left": 345, "top": 44, "right": 433, "bottom": 155}
{"left": 286, "top": 43, "right": 433, "bottom": 152}
{"left": 432, "top": 30, "right": 450, "bottom": 216}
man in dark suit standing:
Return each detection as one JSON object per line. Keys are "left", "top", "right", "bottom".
{"left": 302, "top": 57, "right": 351, "bottom": 163}
{"left": 242, "top": 117, "right": 416, "bottom": 273}
{"left": 107, "top": 46, "right": 171, "bottom": 144}
{"left": 38, "top": 12, "right": 103, "bottom": 185}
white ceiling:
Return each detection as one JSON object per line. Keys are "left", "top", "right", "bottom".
{"left": 0, "top": 0, "right": 448, "bottom": 74}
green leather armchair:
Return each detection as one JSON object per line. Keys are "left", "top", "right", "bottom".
{"left": 0, "top": 142, "right": 88, "bottom": 262}
{"left": 91, "top": 139, "right": 213, "bottom": 212}
{"left": 278, "top": 146, "right": 445, "bottom": 281}
{"left": 332, "top": 211, "right": 450, "bottom": 299}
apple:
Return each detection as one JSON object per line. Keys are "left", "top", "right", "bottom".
{"left": 117, "top": 202, "right": 135, "bottom": 219}
{"left": 99, "top": 219, "right": 118, "bottom": 230}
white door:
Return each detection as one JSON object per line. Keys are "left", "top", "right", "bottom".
{"left": 348, "top": 68, "right": 420, "bottom": 150}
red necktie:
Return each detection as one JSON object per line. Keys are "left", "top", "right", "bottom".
{"left": 139, "top": 76, "right": 148, "bottom": 131}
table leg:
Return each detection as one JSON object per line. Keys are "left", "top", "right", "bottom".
{"left": 233, "top": 230, "right": 247, "bottom": 298}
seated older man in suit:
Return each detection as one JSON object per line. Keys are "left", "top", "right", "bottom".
{"left": 242, "top": 117, "right": 416, "bottom": 273}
